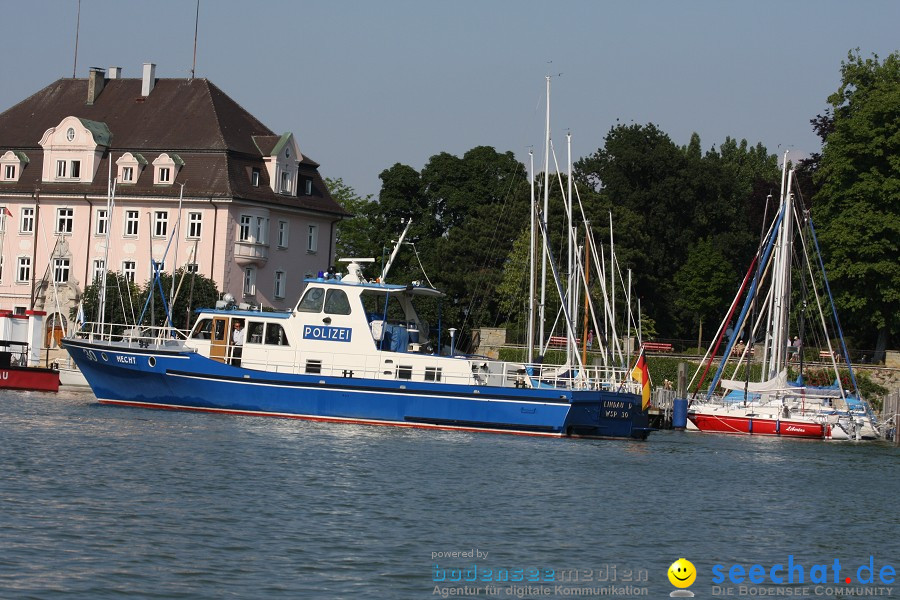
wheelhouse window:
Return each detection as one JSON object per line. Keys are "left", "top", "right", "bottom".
{"left": 191, "top": 318, "right": 213, "bottom": 339}
{"left": 246, "top": 322, "right": 264, "bottom": 344}
{"left": 324, "top": 289, "right": 351, "bottom": 315}
{"left": 56, "top": 208, "right": 74, "bottom": 234}
{"left": 296, "top": 287, "right": 324, "bottom": 312}
{"left": 264, "top": 323, "right": 289, "bottom": 346}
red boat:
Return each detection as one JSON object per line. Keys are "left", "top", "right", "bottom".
{"left": 688, "top": 410, "right": 828, "bottom": 439}
{"left": 0, "top": 364, "right": 60, "bottom": 392}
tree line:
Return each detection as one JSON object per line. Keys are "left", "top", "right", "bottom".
{"left": 332, "top": 50, "right": 898, "bottom": 359}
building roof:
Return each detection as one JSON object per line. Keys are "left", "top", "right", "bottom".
{"left": 0, "top": 76, "right": 348, "bottom": 216}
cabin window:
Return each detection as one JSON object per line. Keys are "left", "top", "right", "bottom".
{"left": 396, "top": 365, "right": 413, "bottom": 380}
{"left": 425, "top": 367, "right": 442, "bottom": 382}
{"left": 247, "top": 321, "right": 264, "bottom": 344}
{"left": 214, "top": 320, "right": 226, "bottom": 341}
{"left": 296, "top": 287, "right": 324, "bottom": 312}
{"left": 324, "top": 289, "right": 351, "bottom": 315}
{"left": 265, "top": 323, "right": 289, "bottom": 346}
{"left": 305, "top": 359, "right": 322, "bottom": 374}
{"left": 191, "top": 318, "right": 213, "bottom": 339}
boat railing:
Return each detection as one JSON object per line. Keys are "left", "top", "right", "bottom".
{"left": 73, "top": 321, "right": 193, "bottom": 351}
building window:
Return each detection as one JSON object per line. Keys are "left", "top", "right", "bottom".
{"left": 243, "top": 267, "right": 256, "bottom": 296}
{"left": 124, "top": 210, "right": 139, "bottom": 237}
{"left": 122, "top": 261, "right": 136, "bottom": 283}
{"left": 0, "top": 255, "right": 3, "bottom": 282}
{"left": 280, "top": 171, "right": 292, "bottom": 194}
{"left": 53, "top": 258, "right": 70, "bottom": 283}
{"left": 274, "top": 270, "right": 285, "bottom": 299}
{"left": 305, "top": 178, "right": 313, "bottom": 195}
{"left": 278, "top": 221, "right": 289, "bottom": 248}
{"left": 158, "top": 167, "right": 171, "bottom": 183}
{"left": 92, "top": 259, "right": 105, "bottom": 283}
{"left": 20, "top": 208, "right": 34, "bottom": 233}
{"left": 185, "top": 262, "right": 199, "bottom": 273}
{"left": 153, "top": 211, "right": 168, "bottom": 237}
{"left": 56, "top": 160, "right": 67, "bottom": 178}
{"left": 239, "top": 215, "right": 252, "bottom": 241}
{"left": 0, "top": 208, "right": 8, "bottom": 232}
{"left": 66, "top": 127, "right": 75, "bottom": 142}
{"left": 70, "top": 160, "right": 81, "bottom": 178}
{"left": 4, "top": 165, "right": 15, "bottom": 179}
{"left": 121, "top": 166, "right": 134, "bottom": 182}
{"left": 188, "top": 212, "right": 202, "bottom": 238}
{"left": 56, "top": 208, "right": 74, "bottom": 234}
{"left": 96, "top": 209, "right": 108, "bottom": 236}
{"left": 255, "top": 216, "right": 268, "bottom": 245}
{"left": 251, "top": 168, "right": 260, "bottom": 187}
{"left": 307, "top": 224, "right": 318, "bottom": 253}
{"left": 17, "top": 256, "right": 31, "bottom": 283}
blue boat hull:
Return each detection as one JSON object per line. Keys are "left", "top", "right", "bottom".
{"left": 63, "top": 339, "right": 651, "bottom": 440}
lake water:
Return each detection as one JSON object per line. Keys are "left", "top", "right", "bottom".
{"left": 1, "top": 388, "right": 898, "bottom": 599}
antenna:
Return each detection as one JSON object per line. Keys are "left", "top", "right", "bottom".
{"left": 72, "top": 0, "right": 81, "bottom": 78}
{"left": 191, "top": 0, "right": 200, "bottom": 79}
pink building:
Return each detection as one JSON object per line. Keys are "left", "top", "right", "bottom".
{"left": 0, "top": 64, "right": 348, "bottom": 347}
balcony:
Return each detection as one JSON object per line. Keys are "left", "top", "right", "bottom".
{"left": 233, "top": 241, "right": 268, "bottom": 267}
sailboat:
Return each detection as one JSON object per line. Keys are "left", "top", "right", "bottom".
{"left": 687, "top": 154, "right": 879, "bottom": 440}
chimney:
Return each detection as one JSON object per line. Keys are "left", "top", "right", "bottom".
{"left": 141, "top": 63, "right": 156, "bottom": 96}
{"left": 108, "top": 66, "right": 122, "bottom": 79}
{"left": 86, "top": 67, "right": 106, "bottom": 105}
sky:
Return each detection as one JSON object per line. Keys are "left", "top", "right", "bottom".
{"left": 2, "top": 1, "right": 898, "bottom": 199}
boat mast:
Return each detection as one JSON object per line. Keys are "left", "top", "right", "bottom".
{"left": 763, "top": 153, "right": 793, "bottom": 379}
{"left": 539, "top": 75, "right": 550, "bottom": 356}
{"left": 380, "top": 219, "right": 412, "bottom": 284}
{"left": 566, "top": 131, "right": 574, "bottom": 366}
{"left": 527, "top": 150, "right": 536, "bottom": 363}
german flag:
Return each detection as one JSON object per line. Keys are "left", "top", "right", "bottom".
{"left": 631, "top": 347, "right": 651, "bottom": 411}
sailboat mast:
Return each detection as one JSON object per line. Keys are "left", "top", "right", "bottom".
{"left": 566, "top": 131, "right": 573, "bottom": 365}
{"left": 762, "top": 153, "right": 790, "bottom": 376}
{"left": 527, "top": 150, "right": 536, "bottom": 364}
{"left": 539, "top": 75, "right": 550, "bottom": 355}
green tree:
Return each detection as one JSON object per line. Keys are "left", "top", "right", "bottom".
{"left": 140, "top": 268, "right": 221, "bottom": 331}
{"left": 812, "top": 50, "right": 900, "bottom": 359}
{"left": 674, "top": 237, "right": 738, "bottom": 345}
{"left": 73, "top": 271, "right": 141, "bottom": 331}
{"left": 327, "top": 177, "right": 377, "bottom": 260}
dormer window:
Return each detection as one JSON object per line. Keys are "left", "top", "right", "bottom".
{"left": 251, "top": 168, "right": 260, "bottom": 187}
{"left": 116, "top": 152, "right": 146, "bottom": 184}
{"left": 39, "top": 116, "right": 110, "bottom": 184}
{"left": 1, "top": 151, "right": 28, "bottom": 183}
{"left": 280, "top": 171, "right": 292, "bottom": 194}
{"left": 305, "top": 178, "right": 313, "bottom": 195}
{"left": 152, "top": 153, "right": 183, "bottom": 185}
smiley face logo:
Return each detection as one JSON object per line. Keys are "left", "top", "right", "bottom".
{"left": 668, "top": 558, "right": 696, "bottom": 588}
